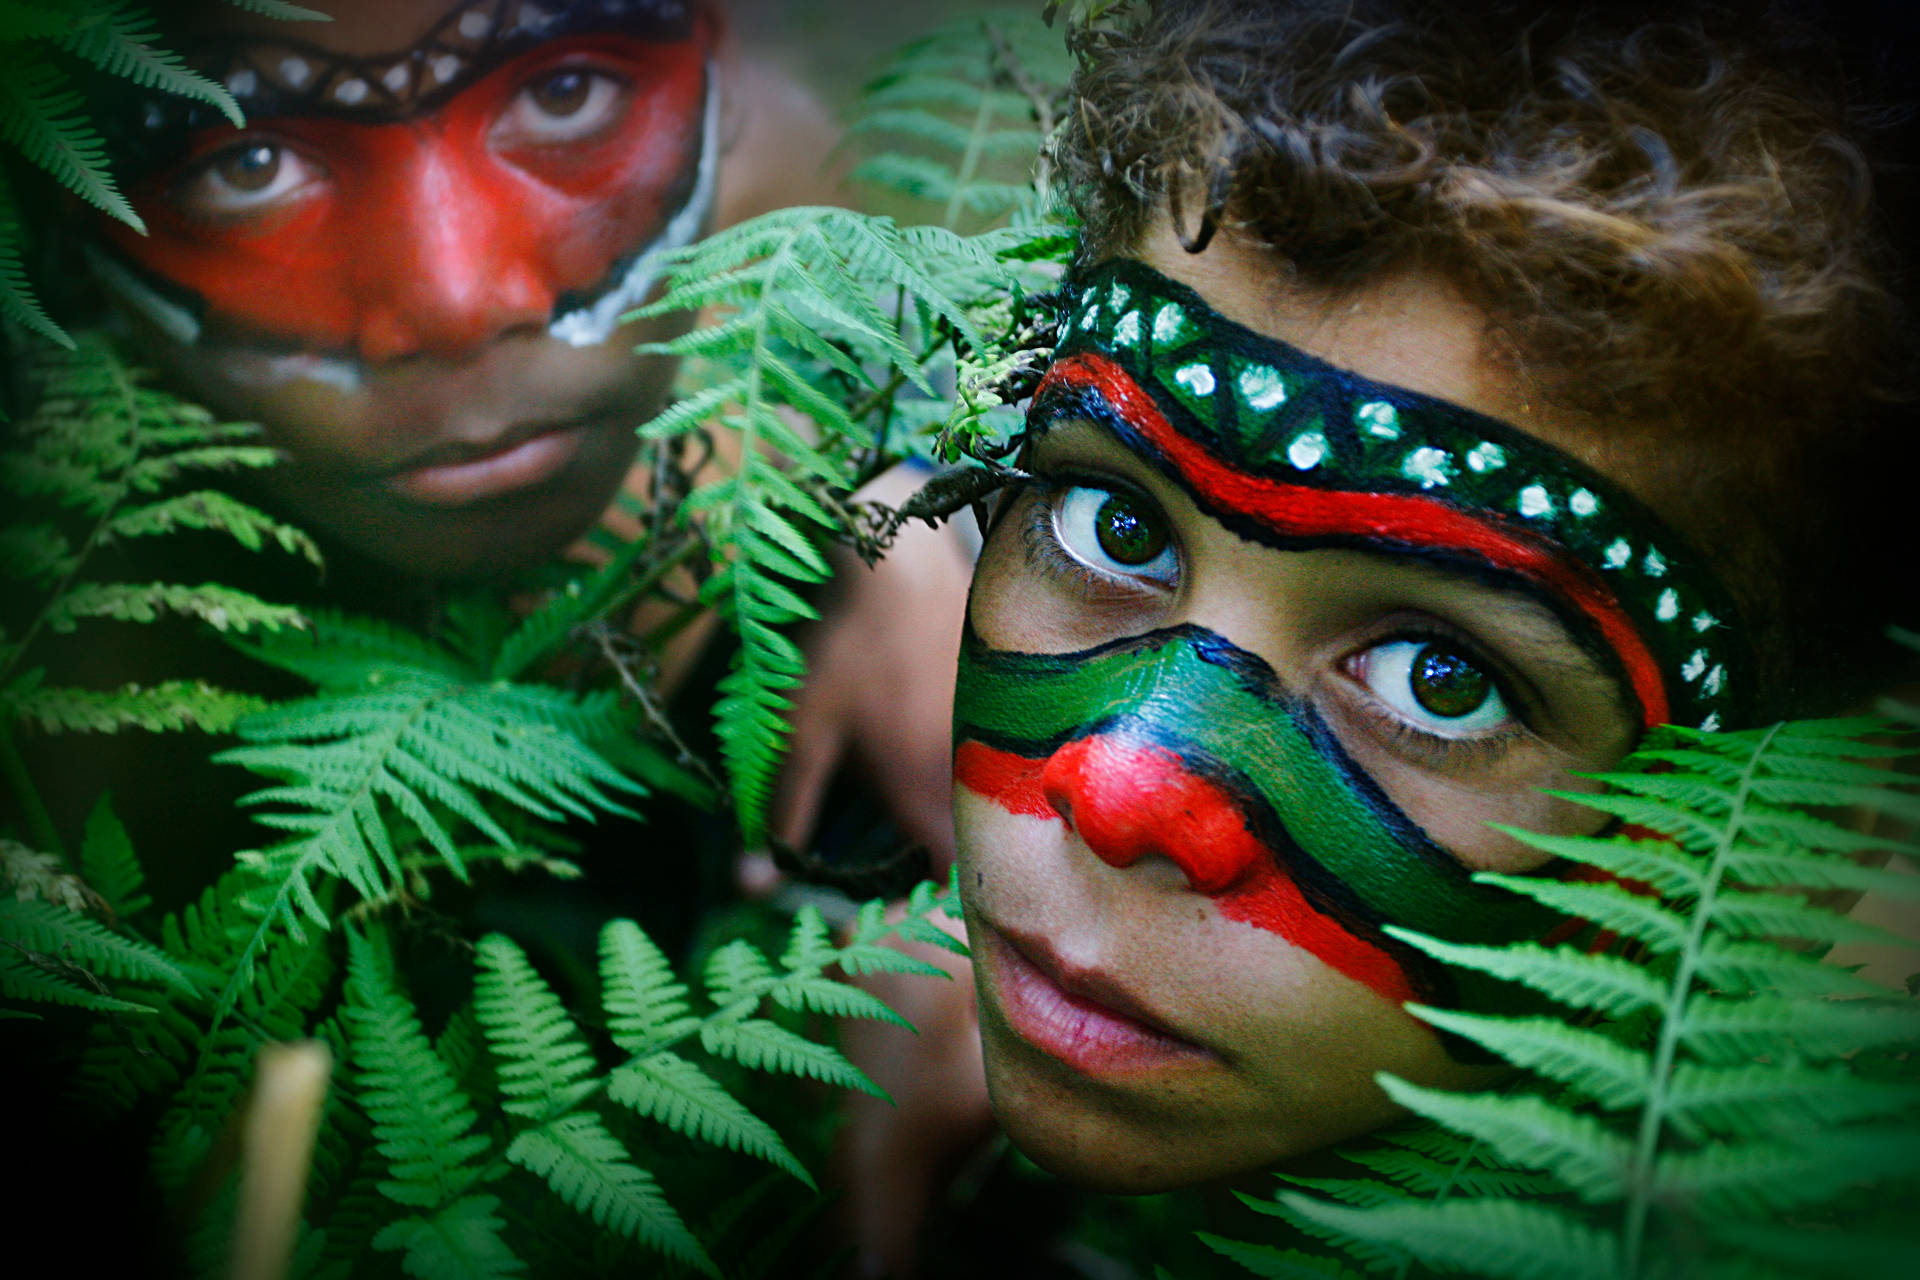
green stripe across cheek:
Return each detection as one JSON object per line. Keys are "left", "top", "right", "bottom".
{"left": 953, "top": 625, "right": 1559, "bottom": 952}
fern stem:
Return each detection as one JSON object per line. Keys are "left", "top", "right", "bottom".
{"left": 0, "top": 719, "right": 64, "bottom": 857}
{"left": 942, "top": 61, "right": 999, "bottom": 229}
{"left": 1619, "top": 721, "right": 1782, "bottom": 1277}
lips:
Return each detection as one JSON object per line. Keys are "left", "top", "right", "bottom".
{"left": 382, "top": 421, "right": 593, "bottom": 506}
{"left": 973, "top": 917, "right": 1215, "bottom": 1075}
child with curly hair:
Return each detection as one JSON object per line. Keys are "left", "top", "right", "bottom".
{"left": 950, "top": 0, "right": 1916, "bottom": 1192}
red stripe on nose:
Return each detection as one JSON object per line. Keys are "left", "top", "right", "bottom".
{"left": 1038, "top": 736, "right": 1263, "bottom": 893}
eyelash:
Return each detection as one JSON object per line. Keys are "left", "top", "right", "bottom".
{"left": 1338, "top": 625, "right": 1531, "bottom": 769}
{"left": 1017, "top": 474, "right": 1174, "bottom": 600}
{"left": 1014, "top": 463, "right": 1549, "bottom": 771}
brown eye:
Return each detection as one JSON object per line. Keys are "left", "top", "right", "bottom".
{"left": 215, "top": 144, "right": 281, "bottom": 192}
{"left": 1356, "top": 639, "right": 1511, "bottom": 737}
{"left": 529, "top": 69, "right": 592, "bottom": 118}
{"left": 1408, "top": 645, "right": 1494, "bottom": 719}
{"left": 1093, "top": 490, "right": 1168, "bottom": 566}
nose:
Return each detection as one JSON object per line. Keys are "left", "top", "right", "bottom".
{"left": 353, "top": 140, "right": 558, "bottom": 363}
{"left": 1038, "top": 734, "right": 1265, "bottom": 893}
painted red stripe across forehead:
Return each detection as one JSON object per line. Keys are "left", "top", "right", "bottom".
{"left": 1040, "top": 351, "right": 1671, "bottom": 727}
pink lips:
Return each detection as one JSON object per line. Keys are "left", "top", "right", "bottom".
{"left": 975, "top": 920, "right": 1214, "bottom": 1075}
{"left": 384, "top": 423, "right": 588, "bottom": 506}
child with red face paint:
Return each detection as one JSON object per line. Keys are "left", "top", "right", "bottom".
{"left": 951, "top": 0, "right": 1917, "bottom": 1194}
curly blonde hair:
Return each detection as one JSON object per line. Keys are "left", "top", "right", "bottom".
{"left": 1056, "top": 0, "right": 1917, "bottom": 713}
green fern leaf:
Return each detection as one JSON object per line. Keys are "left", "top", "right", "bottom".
{"left": 700, "top": 1016, "right": 883, "bottom": 1097}
{"left": 1705, "top": 888, "right": 1911, "bottom": 948}
{"left": 1468, "top": 874, "right": 1689, "bottom": 953}
{"left": 1376, "top": 1075, "right": 1631, "bottom": 1201}
{"left": 3, "top": 680, "right": 269, "bottom": 733}
{"left": 1678, "top": 994, "right": 1920, "bottom": 1063}
{"left": 1722, "top": 849, "right": 1920, "bottom": 898}
{"left": 0, "top": 896, "right": 194, "bottom": 994}
{"left": 1407, "top": 1006, "right": 1649, "bottom": 1108}
{"left": 0, "top": 522, "right": 76, "bottom": 584}
{"left": 58, "top": 0, "right": 242, "bottom": 125}
{"left": 1274, "top": 1195, "right": 1619, "bottom": 1280}
{"left": 0, "top": 169, "right": 71, "bottom": 347}
{"left": 703, "top": 937, "right": 777, "bottom": 1004}
{"left": 1694, "top": 935, "right": 1893, "bottom": 998}
{"left": 1664, "top": 1060, "right": 1920, "bottom": 1140}
{"left": 1486, "top": 824, "right": 1707, "bottom": 898}
{"left": 606, "top": 1051, "right": 812, "bottom": 1186}
{"left": 1650, "top": 1129, "right": 1920, "bottom": 1217}
{"left": 341, "top": 929, "right": 490, "bottom": 1209}
{"left": 105, "top": 489, "right": 322, "bottom": 563}
{"left": 45, "top": 581, "right": 306, "bottom": 632}
{"left": 0, "top": 55, "right": 141, "bottom": 228}
{"left": 599, "top": 918, "right": 700, "bottom": 1055}
{"left": 1385, "top": 929, "right": 1667, "bottom": 1016}
{"left": 472, "top": 933, "right": 597, "bottom": 1119}
{"left": 505, "top": 1112, "right": 716, "bottom": 1276}
{"left": 78, "top": 792, "right": 149, "bottom": 917}
{"left": 370, "top": 1195, "right": 525, "bottom": 1279}
{"left": 1195, "top": 1234, "right": 1364, "bottom": 1280}
{"left": 0, "top": 949, "right": 155, "bottom": 1013}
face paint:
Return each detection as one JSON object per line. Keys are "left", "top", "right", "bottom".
{"left": 1036, "top": 259, "right": 1752, "bottom": 733}
{"left": 89, "top": 0, "right": 713, "bottom": 360}
{"left": 953, "top": 623, "right": 1564, "bottom": 1018}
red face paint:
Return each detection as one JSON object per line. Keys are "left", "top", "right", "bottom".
{"left": 98, "top": 29, "right": 709, "bottom": 360}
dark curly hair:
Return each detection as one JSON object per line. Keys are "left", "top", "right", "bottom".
{"left": 1054, "top": 0, "right": 1919, "bottom": 715}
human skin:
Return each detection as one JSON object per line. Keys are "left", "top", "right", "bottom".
{"left": 953, "top": 221, "right": 1727, "bottom": 1192}
{"left": 89, "top": 0, "right": 718, "bottom": 579}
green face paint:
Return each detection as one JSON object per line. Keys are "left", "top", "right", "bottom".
{"left": 953, "top": 623, "right": 1566, "bottom": 1021}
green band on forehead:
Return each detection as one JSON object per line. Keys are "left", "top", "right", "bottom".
{"left": 1039, "top": 257, "right": 1754, "bottom": 732}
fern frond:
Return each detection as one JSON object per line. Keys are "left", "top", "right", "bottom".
{"left": 105, "top": 489, "right": 322, "bottom": 564}
{"left": 1678, "top": 994, "right": 1920, "bottom": 1063}
{"left": 370, "top": 1195, "right": 525, "bottom": 1280}
{"left": 4, "top": 679, "right": 269, "bottom": 733}
{"left": 44, "top": 580, "right": 306, "bottom": 632}
{"left": 0, "top": 166, "right": 71, "bottom": 347}
{"left": 0, "top": 895, "right": 194, "bottom": 994}
{"left": 1663, "top": 1059, "right": 1920, "bottom": 1140}
{"left": 1407, "top": 1007, "right": 1649, "bottom": 1108}
{"left": 632, "top": 207, "right": 1024, "bottom": 838}
{"left": 1274, "top": 1195, "right": 1618, "bottom": 1280}
{"left": 1467, "top": 874, "right": 1689, "bottom": 953}
{"left": 341, "top": 929, "right": 490, "bottom": 1209}
{"left": 606, "top": 1051, "right": 811, "bottom": 1185}
{"left": 472, "top": 933, "right": 596, "bottom": 1119}
{"left": 505, "top": 1113, "right": 715, "bottom": 1276}
{"left": 599, "top": 917, "right": 701, "bottom": 1055}
{"left": 1650, "top": 1128, "right": 1920, "bottom": 1217}
{"left": 699, "top": 1016, "right": 883, "bottom": 1097}
{"left": 1375, "top": 1075, "right": 1630, "bottom": 1202}
{"left": 78, "top": 791, "right": 149, "bottom": 917}
{"left": 57, "top": 0, "right": 242, "bottom": 125}
{"left": 0, "top": 949, "right": 155, "bottom": 1013}
{"left": 1384, "top": 930, "right": 1667, "bottom": 1016}
{"left": 0, "top": 54, "right": 141, "bottom": 228}
{"left": 1195, "top": 1234, "right": 1365, "bottom": 1280}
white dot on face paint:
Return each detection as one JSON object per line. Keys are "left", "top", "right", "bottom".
{"left": 432, "top": 54, "right": 461, "bottom": 83}
{"left": 1657, "top": 588, "right": 1680, "bottom": 621}
{"left": 382, "top": 62, "right": 409, "bottom": 93}
{"left": 1604, "top": 537, "right": 1632, "bottom": 569}
{"left": 1288, "top": 431, "right": 1327, "bottom": 471}
{"left": 1113, "top": 311, "right": 1141, "bottom": 347}
{"left": 1682, "top": 650, "right": 1707, "bottom": 682}
{"left": 1174, "top": 363, "right": 1216, "bottom": 396}
{"left": 1238, "top": 365, "right": 1286, "bottom": 411}
{"left": 1356, "top": 400, "right": 1400, "bottom": 439}
{"left": 1466, "top": 441, "right": 1506, "bottom": 473}
{"left": 226, "top": 68, "right": 257, "bottom": 96}
{"left": 279, "top": 56, "right": 311, "bottom": 88}
{"left": 1401, "top": 446, "right": 1454, "bottom": 488}
{"left": 459, "top": 10, "right": 494, "bottom": 39}
{"left": 335, "top": 78, "right": 369, "bottom": 104}
{"left": 1570, "top": 488, "right": 1599, "bottom": 516}
{"left": 1152, "top": 303, "right": 1185, "bottom": 344}
{"left": 1518, "top": 484, "right": 1553, "bottom": 518}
